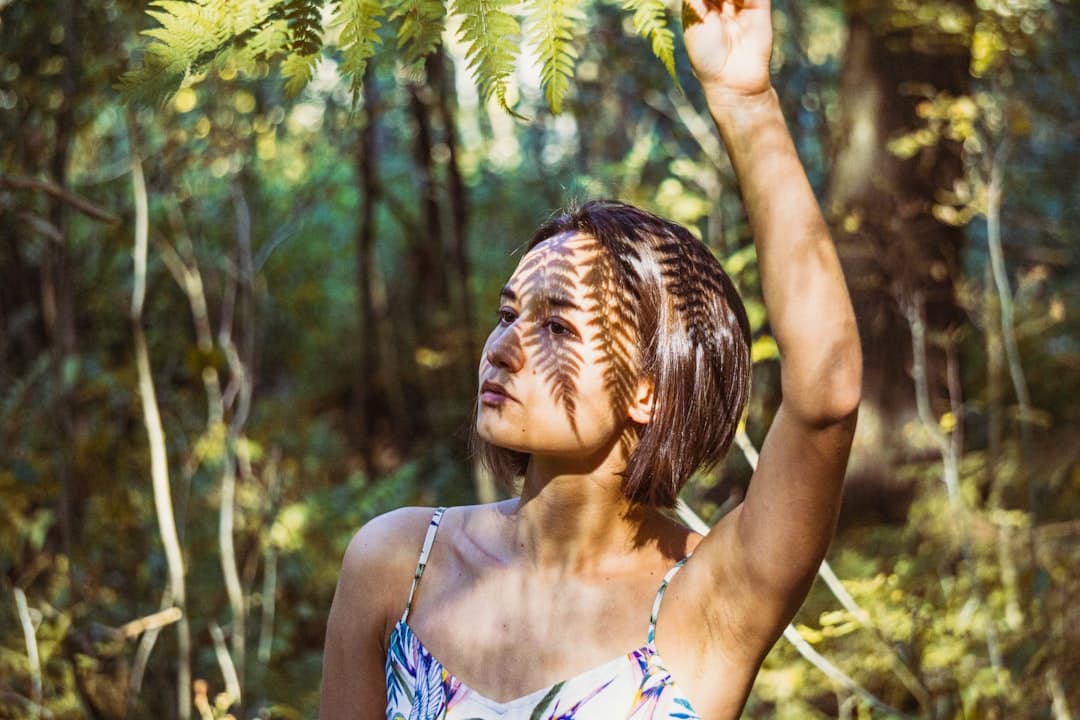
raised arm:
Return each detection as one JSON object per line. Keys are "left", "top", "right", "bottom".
{"left": 684, "top": 0, "right": 862, "bottom": 646}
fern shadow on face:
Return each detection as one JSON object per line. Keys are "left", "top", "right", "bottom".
{"left": 512, "top": 232, "right": 645, "bottom": 449}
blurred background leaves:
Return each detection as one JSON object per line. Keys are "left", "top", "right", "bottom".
{"left": 1, "top": 0, "right": 1077, "bottom": 717}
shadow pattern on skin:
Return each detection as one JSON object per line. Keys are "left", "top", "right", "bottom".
{"left": 681, "top": 0, "right": 704, "bottom": 30}
{"left": 516, "top": 218, "right": 733, "bottom": 444}
{"left": 514, "top": 233, "right": 588, "bottom": 437}
{"left": 656, "top": 237, "right": 729, "bottom": 356}
{"left": 580, "top": 233, "right": 644, "bottom": 459}
{"left": 520, "top": 201, "right": 752, "bottom": 508}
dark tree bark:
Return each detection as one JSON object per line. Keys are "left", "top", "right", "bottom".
{"left": 46, "top": 0, "right": 83, "bottom": 559}
{"left": 429, "top": 50, "right": 475, "bottom": 369}
{"left": 828, "top": 5, "right": 972, "bottom": 508}
{"left": 354, "top": 66, "right": 383, "bottom": 472}
{"left": 408, "top": 79, "right": 450, "bottom": 319}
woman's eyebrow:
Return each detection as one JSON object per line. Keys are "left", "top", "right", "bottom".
{"left": 500, "top": 285, "right": 582, "bottom": 311}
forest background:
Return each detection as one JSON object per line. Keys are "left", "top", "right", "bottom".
{"left": 1, "top": 0, "right": 1078, "bottom": 718}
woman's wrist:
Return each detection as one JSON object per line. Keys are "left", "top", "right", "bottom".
{"left": 703, "top": 85, "right": 785, "bottom": 155}
{"left": 702, "top": 83, "right": 778, "bottom": 116}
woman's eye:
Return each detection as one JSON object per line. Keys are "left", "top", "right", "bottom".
{"left": 546, "top": 319, "right": 573, "bottom": 337}
{"left": 497, "top": 309, "right": 517, "bottom": 325}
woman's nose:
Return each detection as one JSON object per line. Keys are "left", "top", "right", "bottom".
{"left": 485, "top": 327, "right": 525, "bottom": 373}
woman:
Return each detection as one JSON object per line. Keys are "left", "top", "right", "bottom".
{"left": 320, "top": 0, "right": 862, "bottom": 715}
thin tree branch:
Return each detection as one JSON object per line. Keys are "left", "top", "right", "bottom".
{"left": 0, "top": 174, "right": 120, "bottom": 224}
{"left": 780, "top": 624, "right": 914, "bottom": 718}
{"left": 0, "top": 691, "right": 53, "bottom": 720}
{"left": 985, "top": 139, "right": 1041, "bottom": 607}
{"left": 1047, "top": 666, "right": 1074, "bottom": 720}
{"left": 903, "top": 291, "right": 1003, "bottom": 677}
{"left": 118, "top": 606, "right": 183, "bottom": 639}
{"left": 700, "top": 427, "right": 932, "bottom": 709}
{"left": 127, "top": 589, "right": 172, "bottom": 713}
{"left": 13, "top": 587, "right": 42, "bottom": 718}
{"left": 673, "top": 499, "right": 914, "bottom": 718}
{"left": 127, "top": 108, "right": 191, "bottom": 720}
{"left": 16, "top": 212, "right": 64, "bottom": 243}
{"left": 986, "top": 141, "right": 1031, "bottom": 423}
{"left": 209, "top": 622, "right": 242, "bottom": 706}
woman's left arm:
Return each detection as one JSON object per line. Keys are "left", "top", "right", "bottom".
{"left": 682, "top": 0, "right": 862, "bottom": 647}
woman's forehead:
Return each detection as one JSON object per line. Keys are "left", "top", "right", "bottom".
{"left": 505, "top": 232, "right": 599, "bottom": 300}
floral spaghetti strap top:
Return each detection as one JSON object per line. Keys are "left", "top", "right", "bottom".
{"left": 385, "top": 507, "right": 702, "bottom": 719}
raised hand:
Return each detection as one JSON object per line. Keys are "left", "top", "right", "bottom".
{"left": 682, "top": 0, "right": 773, "bottom": 98}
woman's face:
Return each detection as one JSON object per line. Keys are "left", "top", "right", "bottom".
{"left": 476, "top": 232, "right": 643, "bottom": 461}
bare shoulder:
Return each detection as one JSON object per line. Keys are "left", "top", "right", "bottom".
{"left": 334, "top": 506, "right": 443, "bottom": 642}
{"left": 342, "top": 506, "right": 439, "bottom": 574}
{"left": 321, "top": 507, "right": 441, "bottom": 718}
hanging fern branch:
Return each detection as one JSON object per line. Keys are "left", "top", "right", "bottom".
{"left": 232, "top": 14, "right": 292, "bottom": 74}
{"left": 334, "top": 0, "right": 385, "bottom": 103}
{"left": 524, "top": 0, "right": 583, "bottom": 114}
{"left": 623, "top": 0, "right": 678, "bottom": 86}
{"left": 118, "top": 0, "right": 289, "bottom": 105}
{"left": 282, "top": 0, "right": 326, "bottom": 95}
{"left": 388, "top": 0, "right": 445, "bottom": 67}
{"left": 452, "top": 0, "right": 522, "bottom": 115}
{"left": 122, "top": 0, "right": 681, "bottom": 113}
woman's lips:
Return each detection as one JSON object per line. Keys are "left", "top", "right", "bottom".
{"left": 480, "top": 381, "right": 515, "bottom": 406}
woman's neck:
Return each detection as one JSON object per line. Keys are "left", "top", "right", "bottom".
{"left": 497, "top": 455, "right": 666, "bottom": 575}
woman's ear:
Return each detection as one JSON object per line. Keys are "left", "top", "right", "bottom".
{"left": 627, "top": 377, "right": 655, "bottom": 425}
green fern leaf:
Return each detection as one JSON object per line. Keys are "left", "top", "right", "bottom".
{"left": 388, "top": 0, "right": 445, "bottom": 66}
{"left": 281, "top": 51, "right": 321, "bottom": 96}
{"left": 120, "top": 0, "right": 290, "bottom": 104}
{"left": 451, "top": 0, "right": 521, "bottom": 115}
{"left": 233, "top": 16, "right": 291, "bottom": 74}
{"left": 524, "top": 0, "right": 583, "bottom": 113}
{"left": 284, "top": 0, "right": 326, "bottom": 55}
{"left": 622, "top": 0, "right": 678, "bottom": 85}
{"left": 116, "top": 50, "right": 186, "bottom": 106}
{"left": 333, "top": 0, "right": 385, "bottom": 103}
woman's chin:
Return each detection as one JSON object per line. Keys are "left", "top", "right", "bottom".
{"left": 476, "top": 422, "right": 527, "bottom": 452}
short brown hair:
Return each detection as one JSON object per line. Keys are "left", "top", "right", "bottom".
{"left": 471, "top": 200, "right": 752, "bottom": 507}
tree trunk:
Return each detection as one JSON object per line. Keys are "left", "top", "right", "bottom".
{"left": 46, "top": 0, "right": 83, "bottom": 566}
{"left": 409, "top": 78, "right": 450, "bottom": 319}
{"left": 355, "top": 72, "right": 378, "bottom": 468}
{"left": 430, "top": 51, "right": 475, "bottom": 369}
{"left": 828, "top": 6, "right": 971, "bottom": 514}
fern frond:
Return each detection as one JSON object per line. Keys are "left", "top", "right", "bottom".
{"left": 233, "top": 17, "right": 291, "bottom": 74}
{"left": 333, "top": 0, "right": 385, "bottom": 103}
{"left": 524, "top": 0, "right": 583, "bottom": 113}
{"left": 281, "top": 52, "right": 320, "bottom": 95}
{"left": 451, "top": 0, "right": 521, "bottom": 115}
{"left": 387, "top": 0, "right": 445, "bottom": 67}
{"left": 622, "top": 0, "right": 678, "bottom": 85}
{"left": 142, "top": 0, "right": 231, "bottom": 75}
{"left": 284, "top": 0, "right": 326, "bottom": 55}
{"left": 116, "top": 48, "right": 190, "bottom": 106}
{"left": 119, "top": 0, "right": 289, "bottom": 105}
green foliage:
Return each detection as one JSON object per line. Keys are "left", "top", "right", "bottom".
{"left": 5, "top": 0, "right": 1079, "bottom": 716}
{"left": 333, "top": 0, "right": 386, "bottom": 102}
{"left": 622, "top": 0, "right": 678, "bottom": 85}
{"left": 117, "top": 0, "right": 288, "bottom": 104}
{"left": 282, "top": 0, "right": 325, "bottom": 96}
{"left": 280, "top": 51, "right": 321, "bottom": 96}
{"left": 387, "top": 0, "right": 446, "bottom": 67}
{"left": 524, "top": 0, "right": 583, "bottom": 114}
{"left": 121, "top": 0, "right": 683, "bottom": 113}
{"left": 285, "top": 0, "right": 325, "bottom": 55}
{"left": 452, "top": 0, "right": 521, "bottom": 115}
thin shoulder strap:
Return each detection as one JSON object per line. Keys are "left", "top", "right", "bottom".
{"left": 400, "top": 507, "right": 447, "bottom": 624}
{"left": 646, "top": 555, "right": 691, "bottom": 647}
